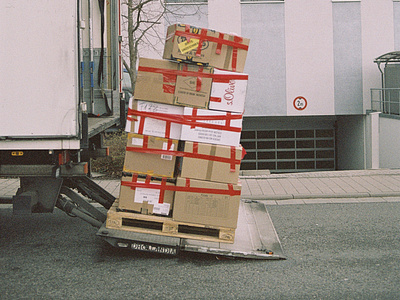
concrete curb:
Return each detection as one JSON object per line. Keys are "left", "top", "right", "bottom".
{"left": 241, "top": 192, "right": 400, "bottom": 201}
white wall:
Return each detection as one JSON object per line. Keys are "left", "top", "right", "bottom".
{"left": 208, "top": 0, "right": 241, "bottom": 35}
{"left": 285, "top": 0, "right": 335, "bottom": 116}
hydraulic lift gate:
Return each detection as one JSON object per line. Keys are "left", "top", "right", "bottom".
{"left": 97, "top": 200, "right": 284, "bottom": 260}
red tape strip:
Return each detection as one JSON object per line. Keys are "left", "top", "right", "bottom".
{"left": 121, "top": 177, "right": 241, "bottom": 196}
{"left": 125, "top": 144, "right": 241, "bottom": 172}
{"left": 127, "top": 108, "right": 242, "bottom": 133}
{"left": 174, "top": 30, "right": 248, "bottom": 51}
{"left": 139, "top": 65, "right": 248, "bottom": 83}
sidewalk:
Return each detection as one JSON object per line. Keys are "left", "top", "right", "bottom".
{"left": 240, "top": 169, "right": 400, "bottom": 204}
{"left": 2, "top": 169, "right": 400, "bottom": 204}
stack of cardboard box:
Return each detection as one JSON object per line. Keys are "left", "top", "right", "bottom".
{"left": 110, "top": 23, "right": 250, "bottom": 241}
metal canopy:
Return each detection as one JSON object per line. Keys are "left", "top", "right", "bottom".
{"left": 374, "top": 51, "right": 400, "bottom": 65}
{"left": 374, "top": 51, "right": 400, "bottom": 76}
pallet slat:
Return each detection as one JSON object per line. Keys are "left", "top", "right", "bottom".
{"left": 106, "top": 203, "right": 235, "bottom": 243}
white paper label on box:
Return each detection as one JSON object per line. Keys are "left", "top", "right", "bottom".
{"left": 181, "top": 107, "right": 243, "bottom": 147}
{"left": 131, "top": 137, "right": 144, "bottom": 146}
{"left": 132, "top": 100, "right": 183, "bottom": 140}
{"left": 209, "top": 70, "right": 248, "bottom": 113}
{"left": 161, "top": 142, "right": 174, "bottom": 160}
{"left": 152, "top": 203, "right": 170, "bottom": 216}
{"left": 134, "top": 187, "right": 160, "bottom": 204}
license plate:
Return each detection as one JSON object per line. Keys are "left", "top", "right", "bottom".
{"left": 129, "top": 242, "right": 178, "bottom": 255}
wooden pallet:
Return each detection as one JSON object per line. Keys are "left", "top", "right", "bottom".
{"left": 106, "top": 202, "right": 235, "bottom": 243}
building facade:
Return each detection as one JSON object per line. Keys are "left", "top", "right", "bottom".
{"left": 160, "top": 0, "right": 400, "bottom": 172}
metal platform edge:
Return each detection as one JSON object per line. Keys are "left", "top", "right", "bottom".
{"left": 97, "top": 200, "right": 285, "bottom": 260}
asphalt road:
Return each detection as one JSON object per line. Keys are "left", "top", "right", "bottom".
{"left": 1, "top": 202, "right": 400, "bottom": 299}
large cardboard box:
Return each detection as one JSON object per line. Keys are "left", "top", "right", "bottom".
{"left": 209, "top": 69, "right": 248, "bottom": 113}
{"left": 180, "top": 107, "right": 243, "bottom": 147}
{"left": 123, "top": 133, "right": 179, "bottom": 178}
{"left": 163, "top": 24, "right": 250, "bottom": 73}
{"left": 119, "top": 175, "right": 175, "bottom": 216}
{"left": 134, "top": 57, "right": 213, "bottom": 109}
{"left": 173, "top": 177, "right": 241, "bottom": 228}
{"left": 178, "top": 141, "right": 242, "bottom": 184}
{"left": 125, "top": 99, "right": 184, "bottom": 140}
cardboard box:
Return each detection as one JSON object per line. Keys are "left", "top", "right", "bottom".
{"left": 119, "top": 175, "right": 175, "bottom": 216}
{"left": 173, "top": 177, "right": 241, "bottom": 228}
{"left": 180, "top": 107, "right": 243, "bottom": 147}
{"left": 179, "top": 141, "right": 242, "bottom": 184}
{"left": 134, "top": 57, "right": 213, "bottom": 108}
{"left": 209, "top": 69, "right": 248, "bottom": 113}
{"left": 163, "top": 24, "right": 250, "bottom": 73}
{"left": 123, "top": 133, "right": 179, "bottom": 178}
{"left": 125, "top": 99, "right": 184, "bottom": 140}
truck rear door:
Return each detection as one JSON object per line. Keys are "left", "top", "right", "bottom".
{"left": 0, "top": 1, "right": 78, "bottom": 139}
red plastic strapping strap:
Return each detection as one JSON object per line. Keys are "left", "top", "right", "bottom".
{"left": 163, "top": 84, "right": 175, "bottom": 94}
{"left": 193, "top": 142, "right": 199, "bottom": 154}
{"left": 190, "top": 108, "right": 197, "bottom": 129}
{"left": 164, "top": 119, "right": 172, "bottom": 139}
{"left": 138, "top": 65, "right": 248, "bottom": 82}
{"left": 241, "top": 146, "right": 247, "bottom": 160}
{"left": 138, "top": 115, "right": 146, "bottom": 135}
{"left": 122, "top": 174, "right": 165, "bottom": 204}
{"left": 230, "top": 146, "right": 236, "bottom": 172}
{"left": 174, "top": 30, "right": 248, "bottom": 51}
{"left": 210, "top": 96, "right": 222, "bottom": 103}
{"left": 185, "top": 24, "right": 191, "bottom": 42}
{"left": 167, "top": 138, "right": 173, "bottom": 150}
{"left": 125, "top": 144, "right": 241, "bottom": 171}
{"left": 127, "top": 108, "right": 243, "bottom": 133}
{"left": 159, "top": 177, "right": 166, "bottom": 204}
{"left": 225, "top": 112, "right": 232, "bottom": 130}
{"left": 121, "top": 178, "right": 241, "bottom": 196}
{"left": 163, "top": 73, "right": 176, "bottom": 94}
{"left": 216, "top": 32, "right": 224, "bottom": 55}
{"left": 196, "top": 28, "right": 208, "bottom": 57}
{"left": 196, "top": 66, "right": 203, "bottom": 92}
{"left": 130, "top": 173, "right": 138, "bottom": 190}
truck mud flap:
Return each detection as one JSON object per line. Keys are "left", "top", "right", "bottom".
{"left": 97, "top": 200, "right": 285, "bottom": 260}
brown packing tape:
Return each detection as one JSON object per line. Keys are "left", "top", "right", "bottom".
{"left": 205, "top": 144, "right": 217, "bottom": 181}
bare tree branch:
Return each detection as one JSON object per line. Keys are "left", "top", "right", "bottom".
{"left": 122, "top": 0, "right": 205, "bottom": 93}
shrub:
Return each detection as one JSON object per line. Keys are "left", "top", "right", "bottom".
{"left": 90, "top": 130, "right": 127, "bottom": 178}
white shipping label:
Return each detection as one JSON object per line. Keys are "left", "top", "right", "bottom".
{"left": 134, "top": 187, "right": 161, "bottom": 204}
{"left": 131, "top": 137, "right": 144, "bottom": 146}
{"left": 209, "top": 69, "right": 248, "bottom": 113}
{"left": 132, "top": 100, "right": 184, "bottom": 140}
{"left": 181, "top": 107, "right": 243, "bottom": 146}
{"left": 152, "top": 203, "right": 171, "bottom": 216}
{"left": 161, "top": 142, "right": 174, "bottom": 160}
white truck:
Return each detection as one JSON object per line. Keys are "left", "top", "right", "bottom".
{"left": 0, "top": 1, "right": 283, "bottom": 259}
